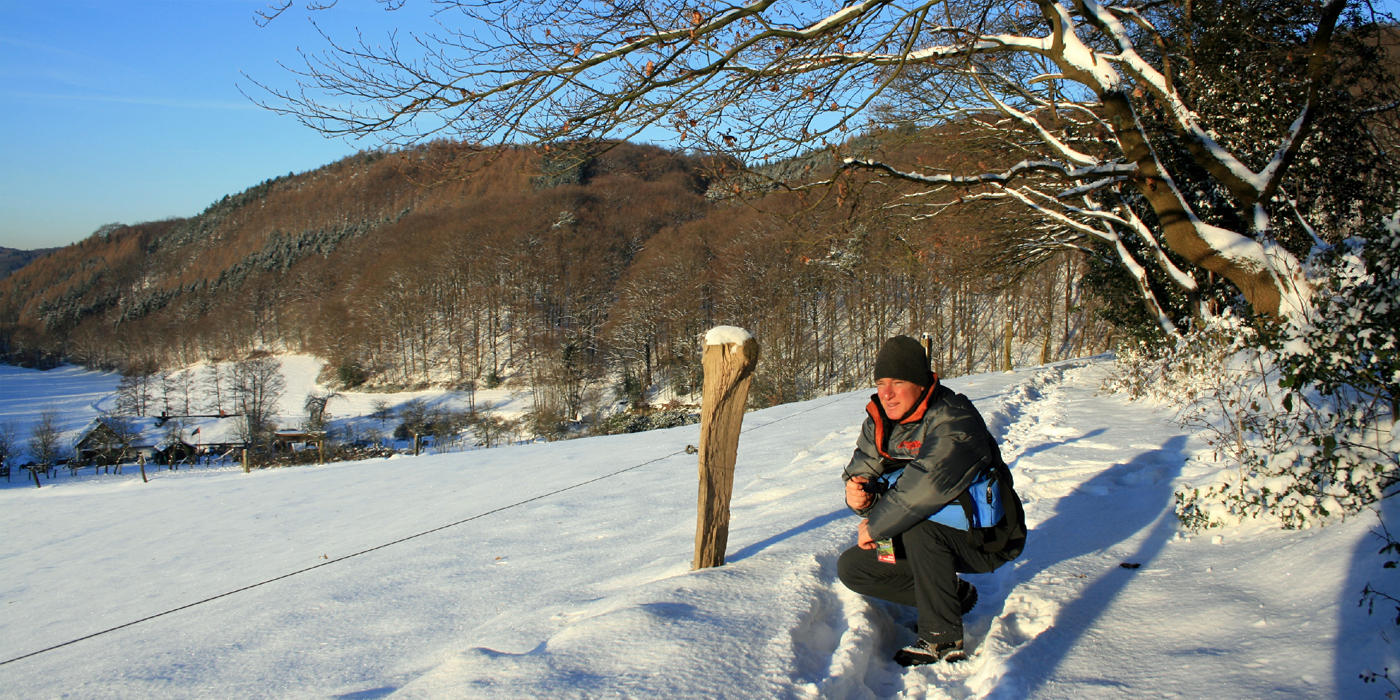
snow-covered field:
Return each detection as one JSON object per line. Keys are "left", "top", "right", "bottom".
{"left": 0, "top": 356, "right": 539, "bottom": 460}
{"left": 0, "top": 358, "right": 1389, "bottom": 698}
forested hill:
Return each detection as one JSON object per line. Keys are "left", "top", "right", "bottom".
{"left": 0, "top": 247, "right": 58, "bottom": 281}
{"left": 0, "top": 139, "right": 1115, "bottom": 415}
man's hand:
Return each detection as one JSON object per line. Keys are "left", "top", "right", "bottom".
{"left": 858, "top": 519, "right": 877, "bottom": 549}
{"left": 846, "top": 476, "right": 874, "bottom": 510}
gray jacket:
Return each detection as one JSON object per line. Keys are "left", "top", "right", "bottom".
{"left": 843, "top": 383, "right": 1004, "bottom": 541}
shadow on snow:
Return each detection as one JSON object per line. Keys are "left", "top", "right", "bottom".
{"left": 727, "top": 508, "right": 850, "bottom": 564}
{"left": 1336, "top": 491, "right": 1398, "bottom": 696}
{"left": 984, "top": 434, "right": 1189, "bottom": 698}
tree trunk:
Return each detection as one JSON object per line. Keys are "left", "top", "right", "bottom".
{"left": 1003, "top": 318, "right": 1014, "bottom": 372}
{"left": 694, "top": 329, "right": 760, "bottom": 570}
{"left": 1040, "top": 274, "right": 1054, "bottom": 366}
{"left": 1098, "top": 91, "right": 1301, "bottom": 319}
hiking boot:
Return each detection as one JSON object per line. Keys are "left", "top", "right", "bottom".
{"left": 893, "top": 638, "right": 967, "bottom": 667}
{"left": 958, "top": 578, "right": 978, "bottom": 615}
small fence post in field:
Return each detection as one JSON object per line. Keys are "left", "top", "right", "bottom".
{"left": 242, "top": 448, "right": 250, "bottom": 474}
{"left": 693, "top": 326, "right": 760, "bottom": 570}
{"left": 1003, "top": 318, "right": 1014, "bottom": 372}
{"left": 139, "top": 455, "right": 148, "bottom": 483}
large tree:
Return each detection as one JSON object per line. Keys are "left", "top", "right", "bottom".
{"left": 257, "top": 0, "right": 1393, "bottom": 330}
{"left": 231, "top": 356, "right": 287, "bottom": 447}
{"left": 27, "top": 409, "right": 64, "bottom": 472}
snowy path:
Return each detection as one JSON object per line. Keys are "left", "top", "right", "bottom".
{"left": 0, "top": 360, "right": 1383, "bottom": 698}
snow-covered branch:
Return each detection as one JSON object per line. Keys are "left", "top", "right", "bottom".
{"left": 970, "top": 66, "right": 1100, "bottom": 167}
{"left": 1076, "top": 0, "right": 1346, "bottom": 209}
{"left": 841, "top": 157, "right": 1136, "bottom": 188}
{"left": 1056, "top": 177, "right": 1128, "bottom": 198}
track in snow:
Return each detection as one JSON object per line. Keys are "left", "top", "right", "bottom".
{"left": 781, "top": 360, "right": 1197, "bottom": 699}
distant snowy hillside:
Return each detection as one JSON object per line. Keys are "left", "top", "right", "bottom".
{"left": 0, "top": 359, "right": 1387, "bottom": 698}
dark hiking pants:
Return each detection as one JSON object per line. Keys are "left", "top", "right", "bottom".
{"left": 837, "top": 519, "right": 1005, "bottom": 645}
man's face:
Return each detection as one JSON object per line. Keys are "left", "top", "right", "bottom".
{"left": 876, "top": 378, "right": 925, "bottom": 420}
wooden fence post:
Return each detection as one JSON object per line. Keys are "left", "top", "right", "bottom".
{"left": 139, "top": 455, "right": 148, "bottom": 483}
{"left": 694, "top": 326, "right": 760, "bottom": 570}
{"left": 242, "top": 448, "right": 250, "bottom": 473}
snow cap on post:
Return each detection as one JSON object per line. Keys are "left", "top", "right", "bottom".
{"left": 704, "top": 325, "right": 753, "bottom": 346}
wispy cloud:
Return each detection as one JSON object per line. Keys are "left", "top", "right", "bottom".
{"left": 0, "top": 35, "right": 97, "bottom": 61}
{"left": 0, "top": 35, "right": 127, "bottom": 90}
{"left": 7, "top": 92, "right": 260, "bottom": 110}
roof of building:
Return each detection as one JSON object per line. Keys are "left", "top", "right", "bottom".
{"left": 72, "top": 414, "right": 275, "bottom": 451}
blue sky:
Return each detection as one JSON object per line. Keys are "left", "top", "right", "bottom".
{"left": 0, "top": 0, "right": 432, "bottom": 250}
{"left": 2, "top": 1, "right": 1397, "bottom": 251}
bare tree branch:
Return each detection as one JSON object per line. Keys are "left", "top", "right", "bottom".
{"left": 248, "top": 0, "right": 1394, "bottom": 323}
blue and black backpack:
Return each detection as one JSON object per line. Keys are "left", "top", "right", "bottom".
{"left": 955, "top": 459, "right": 1026, "bottom": 559}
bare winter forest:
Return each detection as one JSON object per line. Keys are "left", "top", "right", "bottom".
{"left": 0, "top": 137, "right": 1115, "bottom": 417}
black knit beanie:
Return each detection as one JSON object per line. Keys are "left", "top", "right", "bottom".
{"left": 873, "top": 335, "right": 932, "bottom": 386}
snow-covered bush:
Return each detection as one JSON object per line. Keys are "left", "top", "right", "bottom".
{"left": 1174, "top": 217, "right": 1399, "bottom": 529}
{"left": 1099, "top": 324, "right": 1247, "bottom": 406}
{"left": 1173, "top": 338, "right": 1396, "bottom": 529}
{"left": 1106, "top": 259, "right": 1398, "bottom": 530}
{"left": 591, "top": 409, "right": 698, "bottom": 436}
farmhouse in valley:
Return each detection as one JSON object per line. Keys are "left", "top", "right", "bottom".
{"left": 72, "top": 415, "right": 249, "bottom": 464}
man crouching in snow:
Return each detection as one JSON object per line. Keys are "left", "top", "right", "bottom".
{"left": 838, "top": 335, "right": 1024, "bottom": 666}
